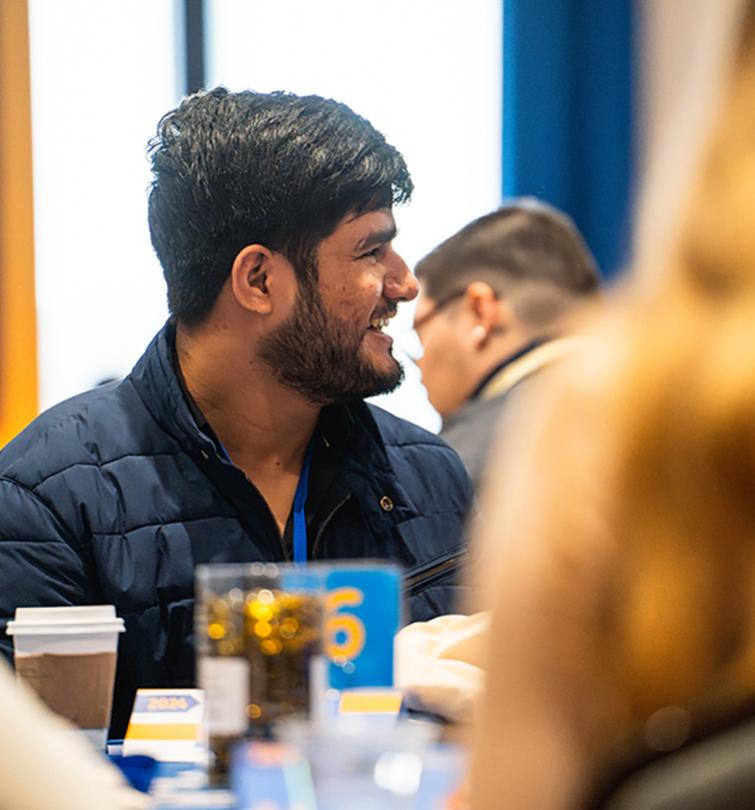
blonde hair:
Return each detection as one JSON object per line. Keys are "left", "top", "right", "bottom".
{"left": 471, "top": 5, "right": 755, "bottom": 805}
{"left": 608, "top": 1, "right": 755, "bottom": 723}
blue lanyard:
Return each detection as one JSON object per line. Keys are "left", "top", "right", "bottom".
{"left": 292, "top": 439, "right": 315, "bottom": 564}
{"left": 214, "top": 435, "right": 314, "bottom": 562}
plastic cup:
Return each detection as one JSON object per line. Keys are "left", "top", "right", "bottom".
{"left": 6, "top": 605, "right": 125, "bottom": 747}
{"left": 196, "top": 562, "right": 327, "bottom": 782}
{"left": 243, "top": 564, "right": 326, "bottom": 732}
{"left": 276, "top": 717, "right": 440, "bottom": 810}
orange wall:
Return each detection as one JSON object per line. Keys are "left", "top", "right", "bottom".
{"left": 0, "top": 0, "right": 38, "bottom": 445}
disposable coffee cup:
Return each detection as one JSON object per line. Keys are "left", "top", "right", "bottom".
{"left": 6, "top": 605, "right": 125, "bottom": 747}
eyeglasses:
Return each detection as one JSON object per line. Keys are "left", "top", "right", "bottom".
{"left": 412, "top": 289, "right": 465, "bottom": 331}
{"left": 400, "top": 290, "right": 465, "bottom": 362}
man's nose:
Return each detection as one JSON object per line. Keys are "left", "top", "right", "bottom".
{"left": 384, "top": 252, "right": 419, "bottom": 302}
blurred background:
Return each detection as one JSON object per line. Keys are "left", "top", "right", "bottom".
{"left": 0, "top": 0, "right": 716, "bottom": 444}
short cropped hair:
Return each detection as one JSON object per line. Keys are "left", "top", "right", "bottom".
{"left": 415, "top": 200, "right": 600, "bottom": 329}
{"left": 147, "top": 87, "right": 413, "bottom": 325}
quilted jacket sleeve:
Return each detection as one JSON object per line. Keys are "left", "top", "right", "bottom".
{"left": 0, "top": 477, "right": 99, "bottom": 663}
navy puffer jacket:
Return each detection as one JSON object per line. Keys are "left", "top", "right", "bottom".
{"left": 0, "top": 322, "right": 472, "bottom": 736}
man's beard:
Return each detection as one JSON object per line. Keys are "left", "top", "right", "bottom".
{"left": 259, "top": 285, "right": 404, "bottom": 405}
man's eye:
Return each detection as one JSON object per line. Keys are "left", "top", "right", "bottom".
{"left": 360, "top": 246, "right": 383, "bottom": 260}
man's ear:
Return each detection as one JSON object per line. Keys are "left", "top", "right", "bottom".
{"left": 464, "top": 281, "right": 514, "bottom": 348}
{"left": 230, "top": 244, "right": 275, "bottom": 314}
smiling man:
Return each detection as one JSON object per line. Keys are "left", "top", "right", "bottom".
{"left": 0, "top": 89, "right": 472, "bottom": 736}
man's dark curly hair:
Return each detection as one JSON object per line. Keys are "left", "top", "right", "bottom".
{"left": 147, "top": 87, "right": 413, "bottom": 325}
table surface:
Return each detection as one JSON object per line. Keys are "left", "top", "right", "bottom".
{"left": 112, "top": 689, "right": 465, "bottom": 808}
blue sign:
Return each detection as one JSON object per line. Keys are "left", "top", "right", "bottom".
{"left": 324, "top": 563, "right": 402, "bottom": 689}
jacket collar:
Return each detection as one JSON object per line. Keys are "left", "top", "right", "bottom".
{"left": 469, "top": 338, "right": 547, "bottom": 400}
{"left": 129, "top": 321, "right": 412, "bottom": 531}
{"left": 129, "top": 320, "right": 211, "bottom": 454}
{"left": 469, "top": 336, "right": 585, "bottom": 403}
{"left": 475, "top": 336, "right": 584, "bottom": 402}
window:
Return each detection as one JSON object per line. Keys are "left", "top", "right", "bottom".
{"left": 29, "top": 0, "right": 179, "bottom": 407}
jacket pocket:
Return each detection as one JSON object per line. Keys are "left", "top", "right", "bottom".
{"left": 404, "top": 548, "right": 467, "bottom": 597}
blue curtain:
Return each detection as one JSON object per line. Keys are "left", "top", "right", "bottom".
{"left": 502, "top": 0, "right": 635, "bottom": 279}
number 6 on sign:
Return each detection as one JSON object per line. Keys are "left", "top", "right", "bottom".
{"left": 325, "top": 587, "right": 366, "bottom": 661}
{"left": 324, "top": 564, "right": 402, "bottom": 689}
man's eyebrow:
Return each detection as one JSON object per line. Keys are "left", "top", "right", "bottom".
{"left": 354, "top": 225, "right": 398, "bottom": 251}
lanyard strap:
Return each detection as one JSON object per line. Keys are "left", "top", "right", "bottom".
{"left": 292, "top": 439, "right": 315, "bottom": 564}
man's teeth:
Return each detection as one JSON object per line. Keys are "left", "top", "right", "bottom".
{"left": 370, "top": 316, "right": 390, "bottom": 330}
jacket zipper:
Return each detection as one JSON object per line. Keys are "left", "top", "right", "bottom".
{"left": 310, "top": 493, "right": 352, "bottom": 559}
{"left": 404, "top": 550, "right": 467, "bottom": 595}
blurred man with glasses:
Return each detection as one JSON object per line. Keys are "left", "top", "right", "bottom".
{"left": 413, "top": 200, "right": 600, "bottom": 489}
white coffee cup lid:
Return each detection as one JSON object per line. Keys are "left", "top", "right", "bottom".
{"left": 6, "top": 605, "right": 125, "bottom": 636}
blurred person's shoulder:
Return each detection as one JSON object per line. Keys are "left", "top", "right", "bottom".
{"left": 440, "top": 394, "right": 510, "bottom": 491}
